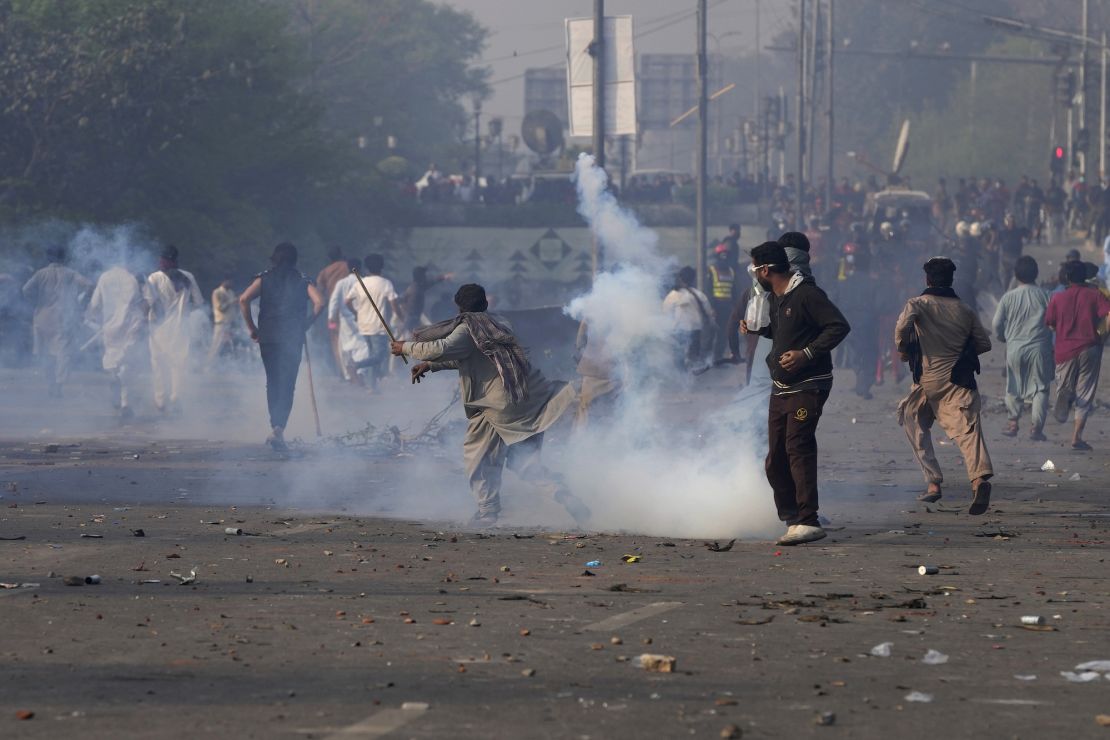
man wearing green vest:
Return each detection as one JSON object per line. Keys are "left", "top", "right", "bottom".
{"left": 708, "top": 245, "right": 737, "bottom": 362}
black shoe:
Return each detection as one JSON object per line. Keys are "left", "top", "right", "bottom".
{"left": 1072, "top": 440, "right": 1093, "bottom": 451}
{"left": 969, "top": 481, "right": 991, "bottom": 516}
{"left": 1029, "top": 430, "right": 1047, "bottom": 442}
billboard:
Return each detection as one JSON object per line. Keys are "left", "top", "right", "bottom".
{"left": 565, "top": 15, "right": 636, "bottom": 138}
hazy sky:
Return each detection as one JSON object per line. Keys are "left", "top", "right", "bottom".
{"left": 445, "top": 0, "right": 793, "bottom": 127}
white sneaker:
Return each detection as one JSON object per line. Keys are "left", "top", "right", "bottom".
{"left": 775, "top": 525, "right": 797, "bottom": 545}
{"left": 777, "top": 524, "right": 827, "bottom": 546}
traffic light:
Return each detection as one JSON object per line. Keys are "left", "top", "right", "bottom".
{"left": 1055, "top": 69, "right": 1076, "bottom": 106}
{"left": 1051, "top": 145, "right": 1066, "bottom": 175}
{"left": 1077, "top": 128, "right": 1090, "bottom": 152}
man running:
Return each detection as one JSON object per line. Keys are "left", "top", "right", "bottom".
{"left": 896, "top": 257, "right": 993, "bottom": 514}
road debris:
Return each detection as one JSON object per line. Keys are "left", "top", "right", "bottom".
{"left": 62, "top": 576, "right": 84, "bottom": 586}
{"left": 904, "top": 691, "right": 934, "bottom": 703}
{"left": 585, "top": 560, "right": 601, "bottom": 567}
{"left": 1021, "top": 616, "right": 1045, "bottom": 626}
{"left": 224, "top": 527, "right": 243, "bottom": 535}
{"left": 918, "top": 565, "right": 939, "bottom": 575}
{"left": 639, "top": 654, "right": 676, "bottom": 673}
{"left": 705, "top": 540, "right": 736, "bottom": 552}
{"left": 79, "top": 533, "right": 103, "bottom": 539}
{"left": 814, "top": 711, "right": 836, "bottom": 726}
{"left": 922, "top": 649, "right": 949, "bottom": 665}
{"left": 1040, "top": 460, "right": 1055, "bottom": 472}
{"left": 0, "top": 582, "right": 39, "bottom": 589}
{"left": 15, "top": 710, "right": 34, "bottom": 720}
{"left": 130, "top": 529, "right": 145, "bottom": 537}
{"left": 1060, "top": 671, "right": 1101, "bottom": 683}
{"left": 1075, "top": 660, "right": 1110, "bottom": 672}
{"left": 870, "top": 642, "right": 893, "bottom": 657}
{"left": 620, "top": 555, "right": 641, "bottom": 563}
{"left": 1096, "top": 715, "right": 1110, "bottom": 727}
{"left": 169, "top": 568, "right": 197, "bottom": 585}
{"left": 84, "top": 575, "right": 101, "bottom": 585}
{"left": 720, "top": 724, "right": 742, "bottom": 738}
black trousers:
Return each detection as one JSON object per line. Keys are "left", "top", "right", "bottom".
{"left": 260, "top": 342, "right": 303, "bottom": 430}
{"left": 766, "top": 389, "right": 829, "bottom": 527}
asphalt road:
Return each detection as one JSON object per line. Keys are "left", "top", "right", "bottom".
{"left": 1, "top": 241, "right": 1109, "bottom": 738}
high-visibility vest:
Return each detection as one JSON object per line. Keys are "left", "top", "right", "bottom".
{"left": 709, "top": 265, "right": 734, "bottom": 299}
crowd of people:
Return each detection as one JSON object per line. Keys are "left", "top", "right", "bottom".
{"left": 645, "top": 221, "right": 1108, "bottom": 544}
{"left": 3, "top": 241, "right": 456, "bottom": 448}
{"left": 411, "top": 162, "right": 762, "bottom": 208}
{"left": 5, "top": 166, "right": 1110, "bottom": 536}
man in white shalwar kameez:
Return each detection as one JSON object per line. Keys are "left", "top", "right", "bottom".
{"left": 21, "top": 246, "right": 92, "bottom": 396}
{"left": 327, "top": 261, "right": 369, "bottom": 383}
{"left": 145, "top": 245, "right": 202, "bottom": 413}
{"left": 87, "top": 262, "right": 146, "bottom": 419}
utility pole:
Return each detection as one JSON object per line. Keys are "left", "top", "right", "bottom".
{"left": 795, "top": 0, "right": 806, "bottom": 228}
{"left": 807, "top": 0, "right": 819, "bottom": 185}
{"left": 825, "top": 0, "right": 834, "bottom": 210}
{"left": 473, "top": 100, "right": 482, "bottom": 179}
{"left": 1096, "top": 31, "right": 1105, "bottom": 179}
{"left": 590, "top": 0, "right": 605, "bottom": 276}
{"left": 696, "top": 0, "right": 709, "bottom": 291}
{"left": 1079, "top": 0, "right": 1088, "bottom": 177}
{"left": 754, "top": 0, "right": 761, "bottom": 117}
{"left": 969, "top": 61, "right": 977, "bottom": 173}
{"left": 592, "top": 0, "right": 606, "bottom": 170}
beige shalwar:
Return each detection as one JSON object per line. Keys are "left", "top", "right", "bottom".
{"left": 573, "top": 321, "right": 621, "bottom": 429}
{"left": 404, "top": 320, "right": 576, "bottom": 515}
{"left": 895, "top": 293, "right": 994, "bottom": 485}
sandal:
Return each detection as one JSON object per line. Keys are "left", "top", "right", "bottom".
{"left": 917, "top": 489, "right": 942, "bottom": 503}
{"left": 969, "top": 480, "right": 992, "bottom": 516}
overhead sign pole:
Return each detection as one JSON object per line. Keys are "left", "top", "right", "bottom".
{"left": 592, "top": 0, "right": 606, "bottom": 171}
{"left": 696, "top": 0, "right": 708, "bottom": 292}
{"left": 567, "top": 13, "right": 636, "bottom": 276}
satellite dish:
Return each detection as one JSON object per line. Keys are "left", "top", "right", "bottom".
{"left": 892, "top": 119, "right": 911, "bottom": 175}
{"left": 522, "top": 109, "right": 564, "bottom": 155}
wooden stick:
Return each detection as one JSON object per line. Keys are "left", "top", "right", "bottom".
{"left": 351, "top": 268, "right": 407, "bottom": 364}
{"left": 303, "top": 342, "right": 322, "bottom": 437}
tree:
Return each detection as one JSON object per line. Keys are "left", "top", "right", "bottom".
{"left": 286, "top": 0, "right": 489, "bottom": 172}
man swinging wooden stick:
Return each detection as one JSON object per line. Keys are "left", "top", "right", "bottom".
{"left": 390, "top": 283, "right": 591, "bottom": 528}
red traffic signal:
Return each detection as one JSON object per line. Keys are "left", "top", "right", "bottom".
{"left": 1054, "top": 146, "right": 1065, "bottom": 159}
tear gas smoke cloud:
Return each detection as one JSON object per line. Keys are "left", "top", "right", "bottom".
{"left": 561, "top": 153, "right": 780, "bottom": 540}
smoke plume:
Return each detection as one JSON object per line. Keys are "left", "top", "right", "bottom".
{"left": 560, "top": 153, "right": 780, "bottom": 540}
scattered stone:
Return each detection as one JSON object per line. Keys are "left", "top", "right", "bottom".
{"left": 521, "top": 668, "right": 536, "bottom": 677}
{"left": 720, "top": 724, "right": 742, "bottom": 738}
{"left": 639, "top": 654, "right": 676, "bottom": 673}
{"left": 815, "top": 712, "right": 836, "bottom": 726}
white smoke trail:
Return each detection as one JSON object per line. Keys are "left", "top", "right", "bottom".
{"left": 561, "top": 153, "right": 780, "bottom": 540}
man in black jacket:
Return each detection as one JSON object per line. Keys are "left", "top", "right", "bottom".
{"left": 742, "top": 241, "right": 850, "bottom": 545}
